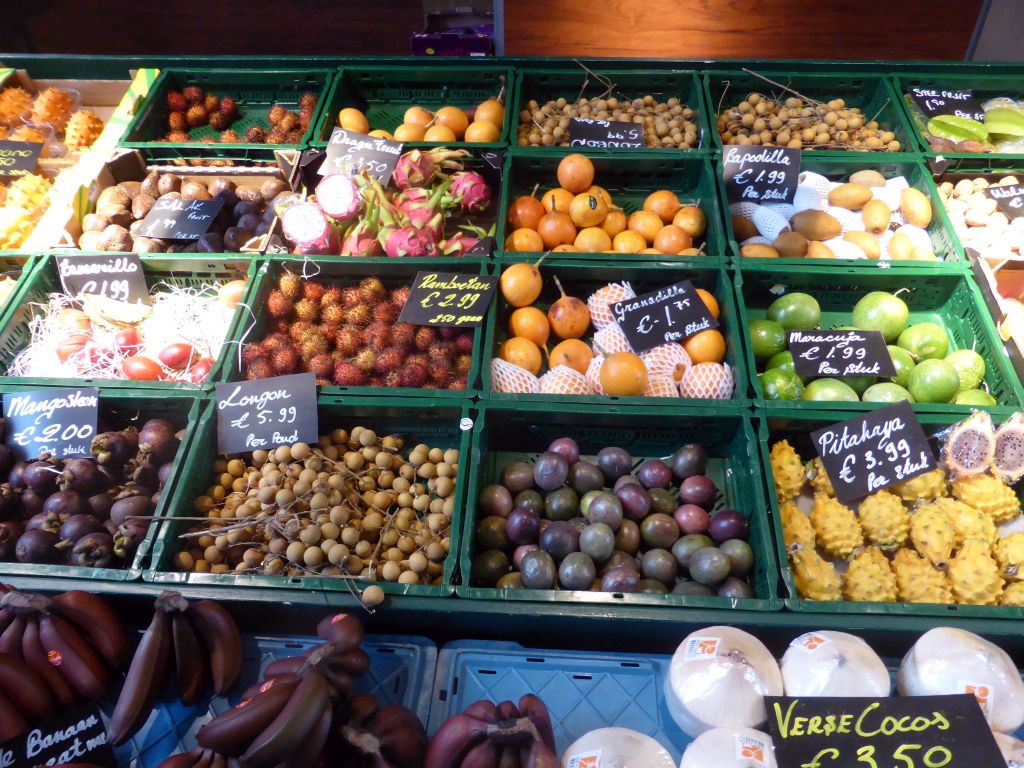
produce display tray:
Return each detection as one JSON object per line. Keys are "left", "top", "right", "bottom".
{"left": 0, "top": 254, "right": 40, "bottom": 331}
{"left": 310, "top": 64, "right": 514, "bottom": 149}
{"left": 458, "top": 403, "right": 780, "bottom": 611}
{"left": 735, "top": 263, "right": 1024, "bottom": 414}
{"left": 113, "top": 631, "right": 437, "bottom": 768}
{"left": 495, "top": 152, "right": 726, "bottom": 263}
{"left": 427, "top": 639, "right": 690, "bottom": 764}
{"left": 146, "top": 395, "right": 473, "bottom": 600}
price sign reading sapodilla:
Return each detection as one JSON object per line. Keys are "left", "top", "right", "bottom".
{"left": 56, "top": 253, "right": 150, "bottom": 304}
{"left": 723, "top": 145, "right": 800, "bottom": 204}
{"left": 789, "top": 330, "right": 897, "bottom": 379}
{"left": 398, "top": 272, "right": 498, "bottom": 327}
{"left": 765, "top": 694, "right": 1003, "bottom": 768}
{"left": 610, "top": 280, "right": 718, "bottom": 355}
{"left": 216, "top": 373, "right": 318, "bottom": 455}
{"left": 811, "top": 400, "right": 937, "bottom": 504}
{"left": 3, "top": 387, "right": 99, "bottom": 461}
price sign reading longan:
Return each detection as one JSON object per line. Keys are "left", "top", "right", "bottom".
{"left": 789, "top": 330, "right": 897, "bottom": 379}
{"left": 765, "top": 694, "right": 1003, "bottom": 768}
{"left": 984, "top": 183, "right": 1024, "bottom": 221}
{"left": 0, "top": 140, "right": 42, "bottom": 181}
{"left": 3, "top": 387, "right": 99, "bottom": 461}
{"left": 568, "top": 118, "right": 644, "bottom": 149}
{"left": 722, "top": 145, "right": 800, "bottom": 204}
{"left": 216, "top": 373, "right": 318, "bottom": 455}
{"left": 908, "top": 87, "right": 986, "bottom": 122}
{"left": 398, "top": 271, "right": 497, "bottom": 327}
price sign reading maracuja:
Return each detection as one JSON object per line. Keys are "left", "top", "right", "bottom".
{"left": 56, "top": 253, "right": 150, "bottom": 304}
{"left": 984, "top": 183, "right": 1024, "bottom": 221}
{"left": 139, "top": 196, "right": 224, "bottom": 240}
{"left": 2, "top": 387, "right": 99, "bottom": 461}
{"left": 0, "top": 702, "right": 116, "bottom": 768}
{"left": 789, "top": 330, "right": 897, "bottom": 379}
{"left": 722, "top": 145, "right": 800, "bottom": 204}
{"left": 908, "top": 87, "right": 986, "bottom": 122}
{"left": 320, "top": 128, "right": 403, "bottom": 184}
{"left": 215, "top": 373, "right": 318, "bottom": 454}
{"left": 568, "top": 118, "right": 645, "bottom": 149}
{"left": 610, "top": 280, "right": 719, "bottom": 355}
{"left": 811, "top": 401, "right": 937, "bottom": 504}
{"left": 0, "top": 140, "right": 42, "bottom": 181}
{"left": 765, "top": 694, "right": 1003, "bottom": 768}
{"left": 397, "top": 272, "right": 497, "bottom": 327}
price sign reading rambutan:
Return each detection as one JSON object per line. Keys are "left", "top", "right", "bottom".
{"left": 399, "top": 271, "right": 497, "bottom": 327}
{"left": 0, "top": 140, "right": 42, "bottom": 181}
{"left": 216, "top": 373, "right": 318, "bottom": 455}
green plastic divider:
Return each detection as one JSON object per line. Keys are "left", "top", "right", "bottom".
{"left": 120, "top": 68, "right": 334, "bottom": 163}
{"left": 223, "top": 256, "right": 486, "bottom": 397}
{"left": 495, "top": 152, "right": 726, "bottom": 263}
{"left": 457, "top": 402, "right": 781, "bottom": 611}
{"left": 0, "top": 386, "right": 201, "bottom": 583}
{"left": 721, "top": 155, "right": 966, "bottom": 272}
{"left": 0, "top": 254, "right": 40, "bottom": 332}
{"left": 310, "top": 64, "right": 513, "bottom": 149}
{"left": 735, "top": 263, "right": 1024, "bottom": 415}
{"left": 510, "top": 67, "right": 711, "bottom": 153}
{"left": 146, "top": 395, "right": 472, "bottom": 601}
{"left": 703, "top": 70, "right": 918, "bottom": 158}
{"left": 483, "top": 257, "right": 748, "bottom": 408}
{"left": 0, "top": 254, "right": 257, "bottom": 391}
{"left": 756, "top": 407, "right": 1024, "bottom": 620}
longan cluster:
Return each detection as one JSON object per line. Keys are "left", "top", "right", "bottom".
{"left": 175, "top": 426, "right": 458, "bottom": 587}
{"left": 717, "top": 92, "right": 901, "bottom": 151}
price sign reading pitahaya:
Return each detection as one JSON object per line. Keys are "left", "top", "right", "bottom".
{"left": 320, "top": 128, "right": 403, "bottom": 184}
{"left": 811, "top": 401, "right": 937, "bottom": 504}
{"left": 610, "top": 280, "right": 718, "bottom": 355}
{"left": 0, "top": 140, "right": 42, "bottom": 181}
{"left": 984, "top": 183, "right": 1024, "bottom": 221}
{"left": 398, "top": 271, "right": 497, "bottom": 327}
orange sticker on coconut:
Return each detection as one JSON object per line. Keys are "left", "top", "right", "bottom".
{"left": 966, "top": 683, "right": 991, "bottom": 716}
{"left": 736, "top": 733, "right": 770, "bottom": 766}
{"left": 790, "top": 632, "right": 829, "bottom": 652}
{"left": 684, "top": 636, "right": 720, "bottom": 661}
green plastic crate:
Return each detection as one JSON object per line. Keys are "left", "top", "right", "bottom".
{"left": 722, "top": 156, "right": 966, "bottom": 272}
{"left": 120, "top": 68, "right": 333, "bottom": 163}
{"left": 310, "top": 65, "right": 513, "bottom": 149}
{"left": 496, "top": 153, "right": 726, "bottom": 263}
{"left": 0, "top": 254, "right": 40, "bottom": 329}
{"left": 223, "top": 256, "right": 486, "bottom": 397}
{"left": 511, "top": 67, "right": 710, "bottom": 153}
{"left": 0, "top": 254, "right": 257, "bottom": 391}
{"left": 735, "top": 263, "right": 1024, "bottom": 415}
{"left": 146, "top": 395, "right": 472, "bottom": 599}
{"left": 703, "top": 70, "right": 916, "bottom": 156}
{"left": 0, "top": 386, "right": 201, "bottom": 583}
{"left": 758, "top": 407, "right": 1024, "bottom": 620}
{"left": 457, "top": 403, "right": 781, "bottom": 611}
{"left": 483, "top": 257, "right": 747, "bottom": 408}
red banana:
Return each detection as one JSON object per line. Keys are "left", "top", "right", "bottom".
{"left": 262, "top": 656, "right": 304, "bottom": 681}
{"left": 284, "top": 704, "right": 332, "bottom": 768}
{"left": 155, "top": 749, "right": 204, "bottom": 768}
{"left": 240, "top": 670, "right": 329, "bottom": 768}
{"left": 518, "top": 695, "right": 556, "bottom": 752}
{"left": 196, "top": 678, "right": 300, "bottom": 756}
{"left": 240, "top": 674, "right": 298, "bottom": 701}
{"left": 22, "top": 616, "right": 76, "bottom": 708}
{"left": 51, "top": 590, "right": 130, "bottom": 669}
{"left": 109, "top": 608, "right": 172, "bottom": 746}
{"left": 0, "top": 688, "right": 27, "bottom": 741}
{"left": 0, "top": 651, "right": 54, "bottom": 720}
{"left": 0, "top": 614, "right": 24, "bottom": 658}
{"left": 172, "top": 610, "right": 208, "bottom": 705}
{"left": 423, "top": 713, "right": 489, "bottom": 768}
{"left": 188, "top": 601, "right": 241, "bottom": 696}
{"left": 38, "top": 614, "right": 109, "bottom": 700}
{"left": 461, "top": 740, "right": 500, "bottom": 768}
{"left": 315, "top": 613, "right": 364, "bottom": 651}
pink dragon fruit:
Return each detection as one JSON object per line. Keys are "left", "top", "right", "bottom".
{"left": 448, "top": 171, "right": 491, "bottom": 213}
{"left": 438, "top": 232, "right": 479, "bottom": 257}
{"left": 392, "top": 148, "right": 470, "bottom": 189}
{"left": 281, "top": 202, "right": 340, "bottom": 255}
{"left": 383, "top": 226, "right": 440, "bottom": 258}
{"left": 395, "top": 181, "right": 449, "bottom": 240}
{"left": 340, "top": 220, "right": 383, "bottom": 256}
{"left": 315, "top": 173, "right": 362, "bottom": 222}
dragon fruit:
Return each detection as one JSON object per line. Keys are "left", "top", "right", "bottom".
{"left": 383, "top": 226, "right": 439, "bottom": 258}
{"left": 396, "top": 182, "right": 449, "bottom": 240}
{"left": 439, "top": 232, "right": 480, "bottom": 257}
{"left": 449, "top": 170, "right": 492, "bottom": 213}
{"left": 392, "top": 148, "right": 470, "bottom": 189}
{"left": 341, "top": 220, "right": 383, "bottom": 256}
{"left": 281, "top": 202, "right": 339, "bottom": 255}
{"left": 315, "top": 173, "right": 361, "bottom": 222}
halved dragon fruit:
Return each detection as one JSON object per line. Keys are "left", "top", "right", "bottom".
{"left": 993, "top": 413, "right": 1024, "bottom": 484}
{"left": 448, "top": 170, "right": 492, "bottom": 213}
{"left": 944, "top": 410, "right": 996, "bottom": 477}
{"left": 281, "top": 202, "right": 340, "bottom": 255}
{"left": 315, "top": 173, "right": 361, "bottom": 222}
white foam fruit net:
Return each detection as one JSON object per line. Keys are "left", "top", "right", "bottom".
{"left": 679, "top": 363, "right": 734, "bottom": 399}
{"left": 491, "top": 358, "right": 539, "bottom": 394}
{"left": 592, "top": 323, "right": 632, "bottom": 355}
{"left": 644, "top": 376, "right": 680, "bottom": 398}
{"left": 586, "top": 354, "right": 606, "bottom": 395}
{"left": 588, "top": 282, "right": 635, "bottom": 330}
{"left": 640, "top": 343, "right": 692, "bottom": 382}
{"left": 539, "top": 365, "right": 595, "bottom": 395}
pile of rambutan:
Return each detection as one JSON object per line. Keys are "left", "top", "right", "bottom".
{"left": 163, "top": 86, "right": 317, "bottom": 146}
{"left": 242, "top": 270, "right": 474, "bottom": 390}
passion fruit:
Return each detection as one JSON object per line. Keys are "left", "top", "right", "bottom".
{"left": 556, "top": 154, "right": 595, "bottom": 194}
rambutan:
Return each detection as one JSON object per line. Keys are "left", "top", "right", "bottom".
{"left": 340, "top": 287, "right": 362, "bottom": 308}
{"left": 406, "top": 353, "right": 429, "bottom": 369}
{"left": 391, "top": 323, "right": 416, "bottom": 351}
{"left": 268, "top": 105, "right": 288, "bottom": 125}
{"left": 182, "top": 85, "right": 204, "bottom": 104}
{"left": 335, "top": 327, "right": 363, "bottom": 357}
{"left": 414, "top": 327, "right": 436, "bottom": 351}
{"left": 353, "top": 349, "right": 376, "bottom": 373}
{"left": 363, "top": 322, "right": 391, "bottom": 350}
{"left": 246, "top": 359, "right": 274, "bottom": 380}
{"left": 245, "top": 126, "right": 266, "bottom": 143}
{"left": 294, "top": 298, "right": 320, "bottom": 323}
{"left": 383, "top": 370, "right": 403, "bottom": 388}
{"left": 300, "top": 92, "right": 318, "bottom": 110}
{"left": 308, "top": 353, "right": 333, "bottom": 379}
{"left": 320, "top": 286, "right": 344, "bottom": 307}
{"left": 438, "top": 327, "right": 459, "bottom": 341}
{"left": 288, "top": 320, "right": 315, "bottom": 343}
{"left": 166, "top": 91, "right": 188, "bottom": 112}
{"left": 185, "top": 104, "right": 209, "bottom": 128}
{"left": 299, "top": 335, "right": 329, "bottom": 362}
{"left": 375, "top": 348, "right": 405, "bottom": 375}
{"left": 454, "top": 332, "right": 474, "bottom": 355}
{"left": 302, "top": 281, "right": 325, "bottom": 303}
{"left": 448, "top": 379, "right": 468, "bottom": 391}
{"left": 400, "top": 362, "right": 429, "bottom": 389}
{"left": 278, "top": 271, "right": 302, "bottom": 301}
{"left": 359, "top": 277, "right": 387, "bottom": 305}
{"left": 321, "top": 303, "right": 346, "bottom": 327}
{"left": 241, "top": 343, "right": 264, "bottom": 366}
{"left": 260, "top": 333, "right": 290, "bottom": 354}
{"left": 374, "top": 302, "right": 399, "bottom": 325}
{"left": 220, "top": 97, "right": 238, "bottom": 118}
{"left": 455, "top": 354, "right": 473, "bottom": 377}
{"left": 389, "top": 286, "right": 411, "bottom": 308}
{"left": 219, "top": 128, "right": 241, "bottom": 142}
{"left": 270, "top": 345, "right": 299, "bottom": 375}
{"left": 428, "top": 341, "right": 454, "bottom": 361}
{"left": 345, "top": 305, "right": 371, "bottom": 328}
{"left": 168, "top": 111, "right": 187, "bottom": 131}
{"left": 271, "top": 319, "right": 290, "bottom": 334}
{"left": 423, "top": 383, "right": 438, "bottom": 390}
{"left": 333, "top": 360, "right": 367, "bottom": 387}
{"left": 209, "top": 113, "right": 230, "bottom": 132}
{"left": 427, "top": 358, "right": 452, "bottom": 386}
{"left": 318, "top": 324, "right": 338, "bottom": 345}
{"left": 267, "top": 290, "right": 294, "bottom": 319}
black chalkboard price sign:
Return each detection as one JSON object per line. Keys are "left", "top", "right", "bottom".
{"left": 811, "top": 401, "right": 937, "bottom": 504}
{"left": 984, "top": 183, "right": 1024, "bottom": 221}
{"left": 139, "top": 196, "right": 224, "bottom": 240}
{"left": 215, "top": 373, "right": 318, "bottom": 455}
{"left": 908, "top": 87, "right": 986, "bottom": 122}
{"left": 56, "top": 253, "right": 150, "bottom": 304}
{"left": 0, "top": 140, "right": 42, "bottom": 181}
{"left": 789, "top": 330, "right": 897, "bottom": 379}
{"left": 610, "top": 280, "right": 719, "bottom": 355}
{"left": 397, "top": 271, "right": 498, "bottom": 327}
{"left": 722, "top": 145, "right": 800, "bottom": 204}
{"left": 320, "top": 128, "right": 404, "bottom": 184}
{"left": 765, "top": 694, "right": 1003, "bottom": 768}
{"left": 2, "top": 387, "right": 99, "bottom": 461}
{"left": 0, "top": 702, "right": 116, "bottom": 768}
{"left": 568, "top": 118, "right": 644, "bottom": 149}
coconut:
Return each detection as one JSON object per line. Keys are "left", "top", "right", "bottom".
{"left": 680, "top": 727, "right": 778, "bottom": 768}
{"left": 560, "top": 728, "right": 673, "bottom": 768}
{"left": 781, "top": 631, "right": 890, "bottom": 698}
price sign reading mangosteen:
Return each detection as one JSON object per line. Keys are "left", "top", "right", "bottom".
{"left": 0, "top": 702, "right": 116, "bottom": 768}
{"left": 567, "top": 118, "right": 644, "bottom": 149}
{"left": 56, "top": 253, "right": 149, "bottom": 304}
{"left": 610, "top": 280, "right": 718, "bottom": 355}
{"left": 2, "top": 387, "right": 99, "bottom": 461}
{"left": 984, "top": 183, "right": 1024, "bottom": 221}
{"left": 908, "top": 87, "right": 986, "bottom": 122}
{"left": 788, "top": 330, "right": 897, "bottom": 379}
{"left": 398, "top": 271, "right": 497, "bottom": 327}
{"left": 139, "top": 196, "right": 223, "bottom": 241}
{"left": 320, "top": 128, "right": 403, "bottom": 184}
{"left": 215, "top": 373, "right": 318, "bottom": 455}
{"left": 722, "top": 145, "right": 800, "bottom": 204}
{"left": 0, "top": 140, "right": 42, "bottom": 181}
{"left": 765, "top": 694, "right": 1002, "bottom": 768}
{"left": 811, "top": 401, "right": 936, "bottom": 504}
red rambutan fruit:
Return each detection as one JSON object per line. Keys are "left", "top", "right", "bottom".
{"left": 389, "top": 285, "right": 411, "bottom": 308}
{"left": 182, "top": 85, "right": 204, "bottom": 104}
{"left": 267, "top": 290, "right": 294, "bottom": 319}
{"left": 353, "top": 349, "right": 376, "bottom": 373}
{"left": 321, "top": 304, "right": 346, "bottom": 327}
{"left": 278, "top": 271, "right": 302, "bottom": 301}
{"left": 345, "top": 305, "right": 371, "bottom": 328}
{"left": 333, "top": 360, "right": 367, "bottom": 386}
{"left": 390, "top": 323, "right": 416, "bottom": 351}
{"left": 335, "top": 327, "right": 363, "bottom": 357}
{"left": 455, "top": 354, "right": 473, "bottom": 377}
{"left": 359, "top": 277, "right": 387, "bottom": 305}
{"left": 241, "top": 343, "right": 264, "bottom": 366}
{"left": 166, "top": 91, "right": 188, "bottom": 111}
{"left": 270, "top": 345, "right": 299, "bottom": 375}
{"left": 414, "top": 327, "right": 436, "bottom": 351}
{"left": 288, "top": 320, "right": 315, "bottom": 343}
{"left": 294, "top": 298, "right": 320, "bottom": 323}
{"left": 399, "top": 362, "right": 429, "bottom": 389}
{"left": 302, "top": 281, "right": 325, "bottom": 303}
{"left": 340, "top": 286, "right": 362, "bottom": 308}
{"left": 428, "top": 341, "right": 454, "bottom": 361}
{"left": 427, "top": 358, "right": 452, "bottom": 386}
{"left": 246, "top": 359, "right": 274, "bottom": 380}
{"left": 454, "top": 332, "right": 475, "bottom": 355}
{"left": 308, "top": 353, "right": 333, "bottom": 378}
{"left": 374, "top": 302, "right": 399, "bottom": 325}
{"left": 321, "top": 286, "right": 344, "bottom": 307}
{"left": 383, "top": 370, "right": 403, "bottom": 388}
{"left": 362, "top": 322, "right": 391, "bottom": 350}
{"left": 374, "top": 348, "right": 405, "bottom": 375}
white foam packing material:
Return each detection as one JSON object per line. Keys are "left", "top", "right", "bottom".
{"left": 730, "top": 202, "right": 759, "bottom": 221}
{"left": 874, "top": 229, "right": 895, "bottom": 259}
{"left": 885, "top": 175, "right": 911, "bottom": 192}
{"left": 560, "top": 728, "right": 674, "bottom": 768}
{"left": 870, "top": 185, "right": 903, "bottom": 211}
{"left": 894, "top": 223, "right": 933, "bottom": 252}
{"left": 781, "top": 631, "right": 890, "bottom": 697}
{"left": 752, "top": 206, "right": 790, "bottom": 240}
{"left": 741, "top": 236, "right": 772, "bottom": 246}
{"left": 823, "top": 237, "right": 868, "bottom": 260}
{"left": 792, "top": 185, "right": 824, "bottom": 213}
{"left": 763, "top": 203, "right": 796, "bottom": 221}
{"left": 680, "top": 728, "right": 778, "bottom": 768}
{"left": 825, "top": 206, "right": 865, "bottom": 235}
{"left": 798, "top": 171, "right": 834, "bottom": 200}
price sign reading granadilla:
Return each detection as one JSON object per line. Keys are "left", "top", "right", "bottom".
{"left": 984, "top": 183, "right": 1024, "bottom": 221}
{"left": 0, "top": 140, "right": 42, "bottom": 181}
{"left": 611, "top": 280, "right": 718, "bottom": 355}
{"left": 321, "top": 128, "right": 403, "bottom": 184}
{"left": 215, "top": 373, "right": 318, "bottom": 455}
{"left": 398, "top": 271, "right": 498, "bottom": 327}
{"left": 811, "top": 401, "right": 937, "bottom": 504}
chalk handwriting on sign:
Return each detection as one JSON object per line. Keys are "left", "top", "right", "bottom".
{"left": 789, "top": 330, "right": 897, "bottom": 378}
{"left": 139, "top": 197, "right": 224, "bottom": 240}
{"left": 3, "top": 388, "right": 99, "bottom": 461}
{"left": 320, "top": 128, "right": 403, "bottom": 184}
{"left": 0, "top": 703, "right": 116, "bottom": 768}
{"left": 984, "top": 184, "right": 1024, "bottom": 221}
{"left": 811, "top": 401, "right": 937, "bottom": 504}
{"left": 0, "top": 140, "right": 42, "bottom": 181}
{"left": 909, "top": 87, "right": 986, "bottom": 122}
{"left": 215, "top": 373, "right": 318, "bottom": 454}
{"left": 56, "top": 254, "right": 149, "bottom": 304}
{"left": 398, "top": 271, "right": 497, "bottom": 327}
{"left": 568, "top": 118, "right": 645, "bottom": 149}
{"left": 610, "top": 280, "right": 719, "bottom": 355}
{"left": 722, "top": 145, "right": 800, "bottom": 204}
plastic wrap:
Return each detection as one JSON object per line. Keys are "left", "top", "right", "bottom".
{"left": 561, "top": 728, "right": 674, "bottom": 768}
{"left": 680, "top": 727, "right": 778, "bottom": 768}
{"left": 993, "top": 731, "right": 1024, "bottom": 767}
{"left": 780, "top": 631, "right": 890, "bottom": 697}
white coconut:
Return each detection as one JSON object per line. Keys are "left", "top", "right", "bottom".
{"left": 665, "top": 626, "right": 783, "bottom": 737}
{"left": 993, "top": 731, "right": 1024, "bottom": 767}
{"left": 897, "top": 627, "right": 1024, "bottom": 733}
{"left": 680, "top": 727, "right": 778, "bottom": 768}
{"left": 781, "top": 631, "right": 890, "bottom": 697}
{"left": 560, "top": 728, "right": 673, "bottom": 768}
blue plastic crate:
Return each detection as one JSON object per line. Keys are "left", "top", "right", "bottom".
{"left": 427, "top": 640, "right": 689, "bottom": 764}
{"left": 110, "top": 632, "right": 436, "bottom": 768}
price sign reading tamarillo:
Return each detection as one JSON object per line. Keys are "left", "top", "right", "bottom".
{"left": 984, "top": 183, "right": 1024, "bottom": 221}
{"left": 722, "top": 145, "right": 800, "bottom": 204}
{"left": 908, "top": 87, "right": 986, "bottom": 122}
{"left": 610, "top": 280, "right": 718, "bottom": 355}
{"left": 0, "top": 140, "right": 42, "bottom": 181}
{"left": 789, "top": 330, "right": 897, "bottom": 379}
{"left": 215, "top": 373, "right": 318, "bottom": 455}
{"left": 2, "top": 387, "right": 99, "bottom": 461}
{"left": 398, "top": 272, "right": 498, "bottom": 327}
{"left": 811, "top": 401, "right": 937, "bottom": 504}
{"left": 320, "top": 128, "right": 403, "bottom": 184}
{"left": 765, "top": 694, "right": 1003, "bottom": 768}
{"left": 56, "top": 253, "right": 150, "bottom": 304}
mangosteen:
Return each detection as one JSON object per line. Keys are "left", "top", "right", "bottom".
{"left": 59, "top": 514, "right": 103, "bottom": 544}
{"left": 0, "top": 485, "right": 20, "bottom": 521}
{"left": 0, "top": 445, "right": 12, "bottom": 476}
{"left": 8, "top": 461, "right": 26, "bottom": 489}
{"left": 87, "top": 493, "right": 113, "bottom": 521}
{"left": 110, "top": 495, "right": 153, "bottom": 526}
{"left": 98, "top": 465, "right": 125, "bottom": 488}
{"left": 138, "top": 419, "right": 181, "bottom": 464}
{"left": 19, "top": 489, "right": 44, "bottom": 519}
{"left": 232, "top": 200, "right": 260, "bottom": 221}
{"left": 157, "top": 462, "right": 175, "bottom": 487}
{"left": 71, "top": 532, "right": 114, "bottom": 568}
{"left": 223, "top": 226, "right": 254, "bottom": 252}
{"left": 213, "top": 187, "right": 239, "bottom": 213}
{"left": 43, "top": 490, "right": 90, "bottom": 520}
{"left": 113, "top": 520, "right": 150, "bottom": 560}
{"left": 132, "top": 462, "right": 158, "bottom": 488}
{"left": 15, "top": 529, "right": 59, "bottom": 563}
{"left": 0, "top": 521, "right": 23, "bottom": 561}
{"left": 102, "top": 518, "right": 119, "bottom": 537}
{"left": 91, "top": 430, "right": 136, "bottom": 467}
{"left": 23, "top": 461, "right": 59, "bottom": 495}
{"left": 196, "top": 232, "right": 224, "bottom": 253}
{"left": 236, "top": 213, "right": 261, "bottom": 232}
{"left": 61, "top": 458, "right": 107, "bottom": 495}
